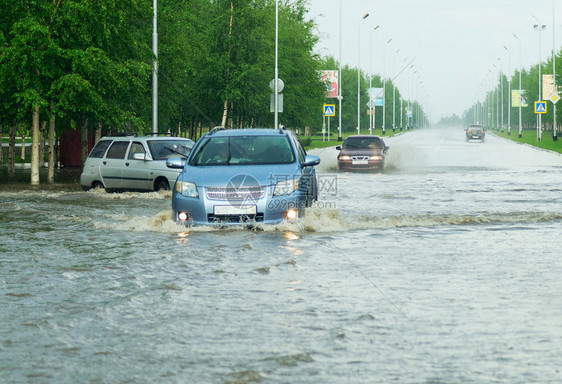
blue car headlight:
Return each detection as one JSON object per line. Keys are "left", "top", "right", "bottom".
{"left": 273, "top": 178, "right": 300, "bottom": 196}
{"left": 176, "top": 181, "right": 199, "bottom": 197}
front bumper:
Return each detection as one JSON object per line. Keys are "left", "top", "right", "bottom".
{"left": 338, "top": 160, "right": 384, "bottom": 171}
{"left": 172, "top": 185, "right": 307, "bottom": 226}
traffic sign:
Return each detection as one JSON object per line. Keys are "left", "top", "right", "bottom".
{"left": 549, "top": 92, "right": 560, "bottom": 104}
{"left": 535, "top": 101, "right": 547, "bottom": 114}
{"left": 323, "top": 104, "right": 335, "bottom": 116}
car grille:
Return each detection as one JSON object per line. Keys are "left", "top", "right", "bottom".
{"left": 207, "top": 213, "right": 264, "bottom": 223}
{"left": 351, "top": 156, "right": 370, "bottom": 161}
{"left": 205, "top": 186, "right": 266, "bottom": 200}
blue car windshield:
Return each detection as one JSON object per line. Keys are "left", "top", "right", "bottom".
{"left": 189, "top": 135, "right": 295, "bottom": 166}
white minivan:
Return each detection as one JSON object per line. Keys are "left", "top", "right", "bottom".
{"left": 80, "top": 135, "right": 194, "bottom": 192}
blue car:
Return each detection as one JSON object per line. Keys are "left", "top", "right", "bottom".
{"left": 167, "top": 128, "right": 320, "bottom": 226}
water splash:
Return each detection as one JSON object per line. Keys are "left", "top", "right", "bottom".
{"left": 87, "top": 189, "right": 171, "bottom": 200}
{"left": 89, "top": 205, "right": 562, "bottom": 235}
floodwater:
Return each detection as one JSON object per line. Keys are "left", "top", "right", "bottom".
{"left": 1, "top": 127, "right": 562, "bottom": 383}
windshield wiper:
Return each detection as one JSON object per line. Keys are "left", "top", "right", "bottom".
{"left": 164, "top": 146, "right": 189, "bottom": 158}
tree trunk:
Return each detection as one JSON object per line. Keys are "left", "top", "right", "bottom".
{"left": 221, "top": 100, "right": 228, "bottom": 128}
{"left": 0, "top": 125, "right": 3, "bottom": 165}
{"left": 8, "top": 123, "right": 16, "bottom": 178}
{"left": 221, "top": 1, "right": 234, "bottom": 128}
{"left": 95, "top": 122, "right": 102, "bottom": 145}
{"left": 228, "top": 102, "right": 234, "bottom": 129}
{"left": 80, "top": 119, "right": 89, "bottom": 167}
{"left": 31, "top": 105, "right": 40, "bottom": 185}
{"left": 39, "top": 120, "right": 46, "bottom": 166}
{"left": 47, "top": 103, "right": 56, "bottom": 183}
{"left": 20, "top": 127, "right": 26, "bottom": 160}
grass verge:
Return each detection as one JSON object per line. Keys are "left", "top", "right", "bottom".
{"left": 491, "top": 129, "right": 562, "bottom": 154}
{"left": 302, "top": 128, "right": 401, "bottom": 150}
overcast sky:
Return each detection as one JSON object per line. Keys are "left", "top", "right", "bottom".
{"left": 305, "top": 0, "right": 562, "bottom": 122}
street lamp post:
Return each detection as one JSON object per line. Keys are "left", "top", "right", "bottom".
{"left": 552, "top": 0, "right": 558, "bottom": 141}
{"left": 504, "top": 45, "right": 511, "bottom": 135}
{"left": 274, "top": 0, "right": 279, "bottom": 130}
{"left": 357, "top": 13, "right": 369, "bottom": 135}
{"left": 497, "top": 57, "right": 504, "bottom": 132}
{"left": 368, "top": 25, "right": 380, "bottom": 136}
{"left": 400, "top": 97, "right": 403, "bottom": 130}
{"left": 488, "top": 68, "right": 494, "bottom": 130}
{"left": 382, "top": 38, "right": 392, "bottom": 134}
{"left": 337, "top": 0, "right": 343, "bottom": 141}
{"left": 534, "top": 23, "right": 546, "bottom": 141}
{"left": 492, "top": 64, "right": 500, "bottom": 131}
{"left": 392, "top": 48, "right": 399, "bottom": 132}
{"left": 513, "top": 33, "right": 523, "bottom": 138}
{"left": 152, "top": 0, "right": 158, "bottom": 135}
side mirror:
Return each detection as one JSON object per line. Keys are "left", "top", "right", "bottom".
{"left": 166, "top": 157, "right": 186, "bottom": 169}
{"left": 133, "top": 153, "right": 147, "bottom": 160}
{"left": 335, "top": 146, "right": 342, "bottom": 150}
{"left": 303, "top": 155, "right": 321, "bottom": 167}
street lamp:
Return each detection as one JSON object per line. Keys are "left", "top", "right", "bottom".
{"left": 488, "top": 68, "right": 494, "bottom": 129}
{"left": 369, "top": 25, "right": 380, "bottom": 135}
{"left": 534, "top": 23, "right": 546, "bottom": 141}
{"left": 552, "top": 0, "right": 558, "bottom": 141}
{"left": 392, "top": 48, "right": 400, "bottom": 132}
{"left": 492, "top": 64, "right": 500, "bottom": 131}
{"left": 513, "top": 33, "right": 523, "bottom": 138}
{"left": 407, "top": 64, "right": 414, "bottom": 129}
{"left": 152, "top": 0, "right": 158, "bottom": 135}
{"left": 337, "top": 0, "right": 343, "bottom": 141}
{"left": 357, "top": 13, "right": 370, "bottom": 135}
{"left": 504, "top": 45, "right": 511, "bottom": 135}
{"left": 274, "top": 0, "right": 279, "bottom": 130}
{"left": 382, "top": 38, "right": 392, "bottom": 134}
{"left": 497, "top": 57, "right": 504, "bottom": 132}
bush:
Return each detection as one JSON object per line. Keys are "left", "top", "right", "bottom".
{"left": 299, "top": 136, "right": 312, "bottom": 147}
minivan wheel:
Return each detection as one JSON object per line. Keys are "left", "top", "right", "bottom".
{"left": 92, "top": 181, "right": 105, "bottom": 191}
{"left": 155, "top": 178, "right": 170, "bottom": 191}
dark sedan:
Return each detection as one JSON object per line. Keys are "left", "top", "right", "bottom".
{"left": 336, "top": 135, "right": 389, "bottom": 172}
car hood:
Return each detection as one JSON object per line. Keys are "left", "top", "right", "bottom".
{"left": 339, "top": 148, "right": 385, "bottom": 156}
{"left": 179, "top": 163, "right": 303, "bottom": 187}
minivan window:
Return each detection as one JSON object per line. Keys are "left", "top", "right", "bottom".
{"left": 128, "top": 142, "right": 146, "bottom": 160}
{"left": 148, "top": 140, "right": 193, "bottom": 160}
{"left": 88, "top": 140, "right": 112, "bottom": 158}
{"left": 106, "top": 141, "right": 129, "bottom": 159}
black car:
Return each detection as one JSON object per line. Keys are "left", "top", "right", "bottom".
{"left": 336, "top": 135, "right": 389, "bottom": 172}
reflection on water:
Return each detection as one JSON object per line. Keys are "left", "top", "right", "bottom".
{"left": 1, "top": 128, "right": 562, "bottom": 383}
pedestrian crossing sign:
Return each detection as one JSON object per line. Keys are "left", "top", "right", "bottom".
{"left": 323, "top": 104, "right": 335, "bottom": 116}
{"left": 534, "top": 101, "right": 547, "bottom": 114}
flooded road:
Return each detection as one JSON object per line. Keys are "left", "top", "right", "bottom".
{"left": 2, "top": 127, "right": 562, "bottom": 383}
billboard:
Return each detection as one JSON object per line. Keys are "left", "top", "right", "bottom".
{"left": 368, "top": 88, "right": 384, "bottom": 107}
{"left": 319, "top": 70, "right": 338, "bottom": 98}
{"left": 543, "top": 74, "right": 554, "bottom": 100}
{"left": 511, "top": 89, "right": 528, "bottom": 107}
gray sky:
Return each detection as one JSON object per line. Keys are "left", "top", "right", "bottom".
{"left": 306, "top": 0, "right": 562, "bottom": 122}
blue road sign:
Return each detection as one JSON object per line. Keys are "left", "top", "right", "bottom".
{"left": 534, "top": 101, "right": 547, "bottom": 114}
{"left": 323, "top": 104, "right": 335, "bottom": 116}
